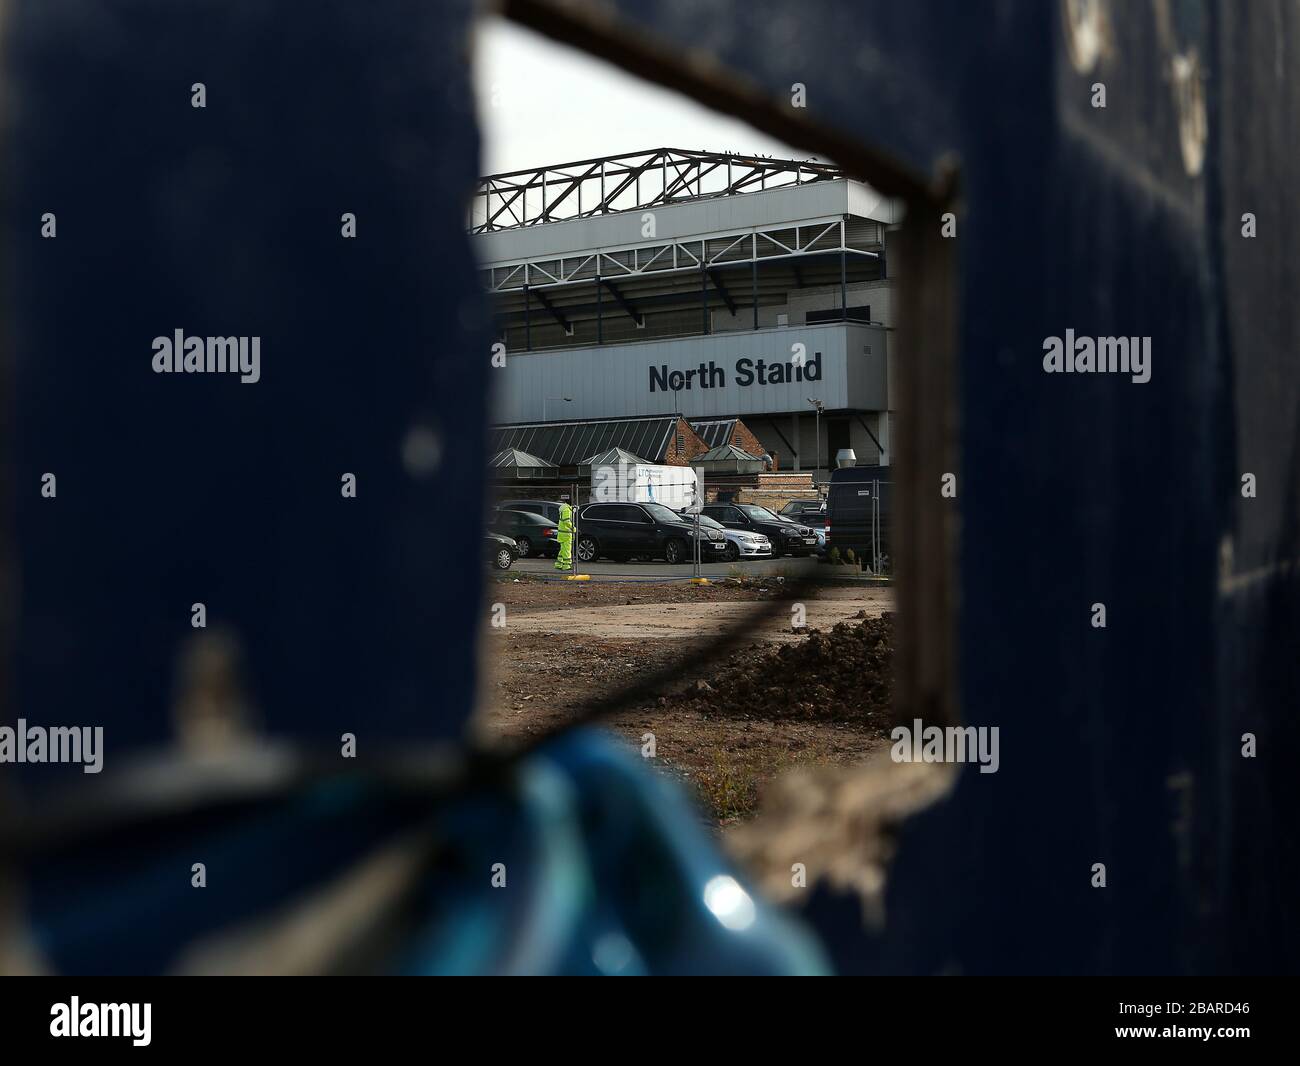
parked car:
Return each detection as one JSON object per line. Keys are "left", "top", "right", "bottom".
{"left": 826, "top": 465, "right": 891, "bottom": 566}
{"left": 497, "top": 498, "right": 564, "bottom": 524}
{"left": 575, "top": 501, "right": 727, "bottom": 564}
{"left": 485, "top": 531, "right": 519, "bottom": 570}
{"left": 489, "top": 508, "right": 560, "bottom": 558}
{"left": 675, "top": 510, "right": 771, "bottom": 562}
{"left": 779, "top": 499, "right": 828, "bottom": 522}
{"left": 700, "top": 503, "right": 818, "bottom": 557}
{"left": 779, "top": 499, "right": 829, "bottom": 555}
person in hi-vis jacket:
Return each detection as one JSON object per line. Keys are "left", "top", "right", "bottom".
{"left": 554, "top": 502, "right": 573, "bottom": 571}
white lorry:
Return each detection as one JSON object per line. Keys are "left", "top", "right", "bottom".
{"left": 590, "top": 462, "right": 702, "bottom": 512}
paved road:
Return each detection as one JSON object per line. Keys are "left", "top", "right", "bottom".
{"left": 509, "top": 554, "right": 826, "bottom": 581}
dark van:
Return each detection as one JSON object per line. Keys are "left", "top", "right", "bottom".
{"left": 826, "top": 465, "right": 891, "bottom": 566}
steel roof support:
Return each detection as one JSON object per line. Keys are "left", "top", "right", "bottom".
{"left": 531, "top": 287, "right": 571, "bottom": 334}
{"left": 471, "top": 148, "right": 845, "bottom": 233}
{"left": 599, "top": 277, "right": 644, "bottom": 326}
{"left": 707, "top": 268, "right": 737, "bottom": 316}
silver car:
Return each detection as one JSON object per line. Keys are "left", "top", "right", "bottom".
{"left": 681, "top": 511, "right": 772, "bottom": 561}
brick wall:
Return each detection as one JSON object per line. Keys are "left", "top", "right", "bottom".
{"left": 728, "top": 418, "right": 766, "bottom": 458}
{"left": 703, "top": 471, "right": 817, "bottom": 510}
{"left": 740, "top": 473, "right": 819, "bottom": 512}
{"left": 663, "top": 417, "right": 710, "bottom": 465}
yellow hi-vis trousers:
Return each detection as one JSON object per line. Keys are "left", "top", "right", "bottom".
{"left": 555, "top": 529, "right": 572, "bottom": 570}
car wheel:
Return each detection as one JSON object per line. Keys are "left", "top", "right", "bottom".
{"left": 576, "top": 536, "right": 598, "bottom": 563}
{"left": 493, "top": 548, "right": 514, "bottom": 570}
{"left": 664, "top": 538, "right": 685, "bottom": 564}
{"left": 723, "top": 542, "right": 740, "bottom": 562}
{"left": 514, "top": 535, "right": 532, "bottom": 558}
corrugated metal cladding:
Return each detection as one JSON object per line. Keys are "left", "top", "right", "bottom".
{"left": 490, "top": 416, "right": 677, "bottom": 466}
{"left": 494, "top": 323, "right": 888, "bottom": 423}
{"left": 845, "top": 219, "right": 883, "bottom": 250}
{"left": 690, "top": 419, "right": 737, "bottom": 448}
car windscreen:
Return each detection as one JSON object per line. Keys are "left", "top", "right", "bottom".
{"left": 641, "top": 502, "right": 681, "bottom": 524}
{"left": 737, "top": 504, "right": 781, "bottom": 523}
{"left": 682, "top": 513, "right": 723, "bottom": 529}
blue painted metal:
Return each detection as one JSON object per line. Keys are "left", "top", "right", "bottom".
{"left": 8, "top": 0, "right": 490, "bottom": 755}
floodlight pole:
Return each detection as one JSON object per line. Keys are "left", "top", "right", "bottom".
{"left": 807, "top": 397, "right": 824, "bottom": 490}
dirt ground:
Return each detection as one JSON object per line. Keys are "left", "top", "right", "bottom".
{"left": 474, "top": 575, "right": 896, "bottom": 826}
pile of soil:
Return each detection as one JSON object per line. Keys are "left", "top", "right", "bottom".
{"left": 668, "top": 614, "right": 895, "bottom": 726}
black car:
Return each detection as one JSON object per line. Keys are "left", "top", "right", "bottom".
{"left": 575, "top": 501, "right": 727, "bottom": 564}
{"left": 497, "top": 498, "right": 564, "bottom": 524}
{"left": 485, "top": 531, "right": 518, "bottom": 570}
{"left": 779, "top": 499, "right": 828, "bottom": 524}
{"left": 489, "top": 508, "right": 560, "bottom": 558}
{"left": 701, "top": 503, "right": 818, "bottom": 557}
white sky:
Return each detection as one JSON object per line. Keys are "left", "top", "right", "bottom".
{"left": 473, "top": 17, "right": 807, "bottom": 176}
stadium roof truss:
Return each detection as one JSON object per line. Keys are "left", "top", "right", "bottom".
{"left": 470, "top": 147, "right": 844, "bottom": 234}
{"left": 481, "top": 216, "right": 883, "bottom": 295}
